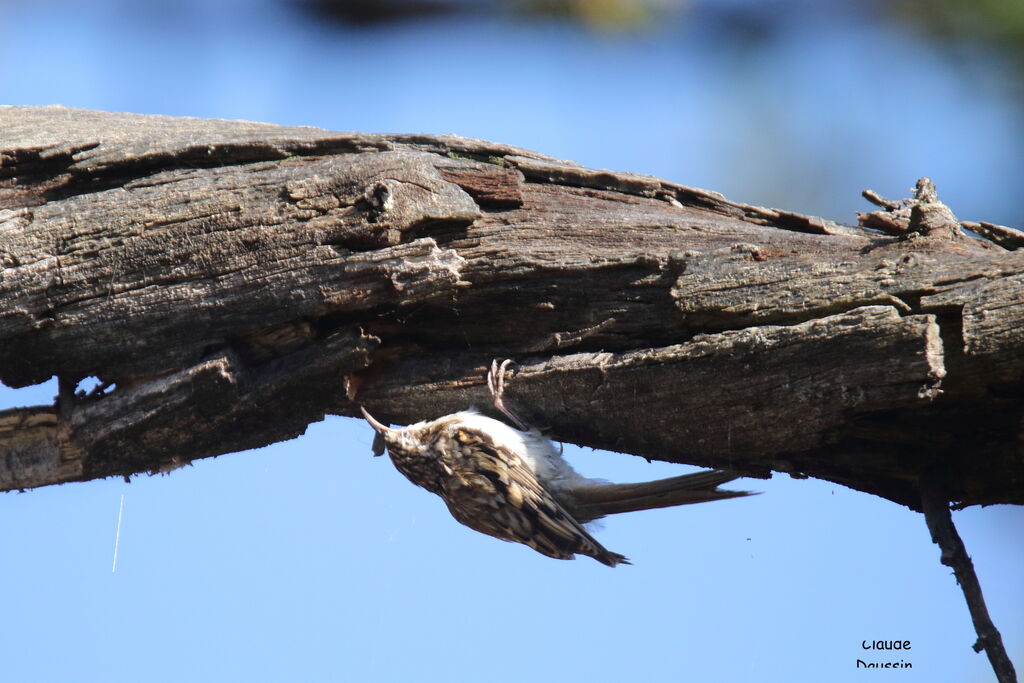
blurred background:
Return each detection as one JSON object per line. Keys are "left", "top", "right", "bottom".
{"left": 1, "top": 1, "right": 1022, "bottom": 681}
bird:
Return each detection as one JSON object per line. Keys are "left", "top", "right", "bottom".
{"left": 361, "top": 360, "right": 752, "bottom": 567}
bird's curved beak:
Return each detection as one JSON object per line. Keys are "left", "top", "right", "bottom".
{"left": 360, "top": 406, "right": 393, "bottom": 433}
{"left": 360, "top": 406, "right": 394, "bottom": 456}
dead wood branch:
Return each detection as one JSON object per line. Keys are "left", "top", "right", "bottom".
{"left": 1, "top": 106, "right": 1022, "bottom": 513}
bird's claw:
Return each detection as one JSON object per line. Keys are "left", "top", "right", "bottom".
{"left": 487, "top": 358, "right": 527, "bottom": 430}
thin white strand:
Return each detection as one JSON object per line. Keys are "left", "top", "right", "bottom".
{"left": 111, "top": 494, "right": 125, "bottom": 573}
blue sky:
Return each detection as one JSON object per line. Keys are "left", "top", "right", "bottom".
{"left": 1, "top": 2, "right": 1021, "bottom": 681}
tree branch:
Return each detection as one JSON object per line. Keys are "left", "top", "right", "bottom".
{"left": 920, "top": 472, "right": 1018, "bottom": 683}
{"left": 0, "top": 106, "right": 1022, "bottom": 513}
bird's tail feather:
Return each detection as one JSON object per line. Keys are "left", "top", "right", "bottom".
{"left": 565, "top": 470, "right": 755, "bottom": 523}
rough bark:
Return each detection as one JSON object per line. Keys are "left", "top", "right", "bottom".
{"left": 2, "top": 106, "right": 1023, "bottom": 512}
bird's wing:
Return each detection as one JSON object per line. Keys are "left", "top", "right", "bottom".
{"left": 441, "top": 425, "right": 628, "bottom": 566}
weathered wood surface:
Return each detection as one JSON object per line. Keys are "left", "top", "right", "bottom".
{"left": 1, "top": 106, "right": 1022, "bottom": 509}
